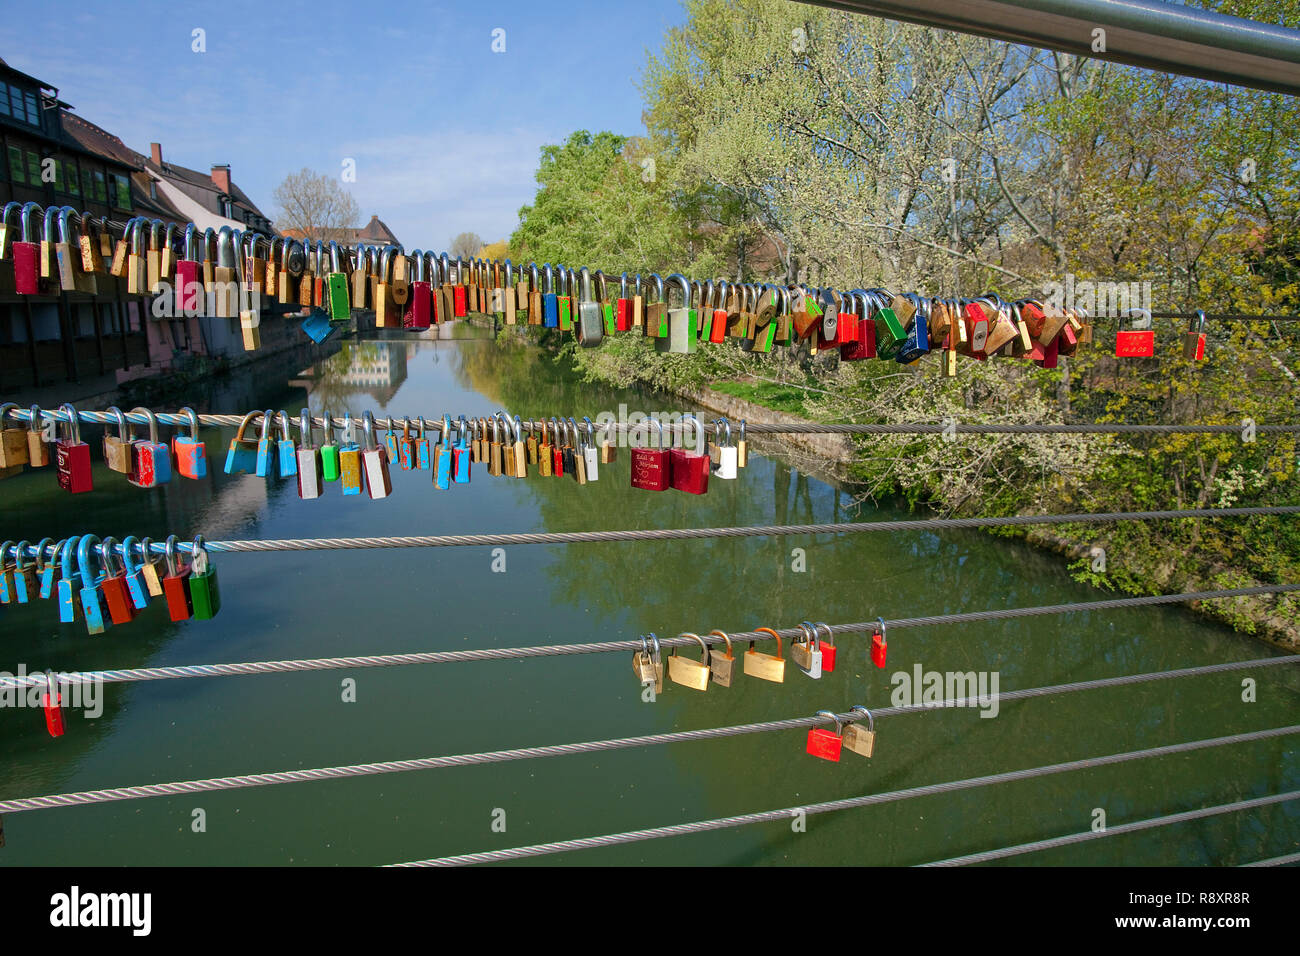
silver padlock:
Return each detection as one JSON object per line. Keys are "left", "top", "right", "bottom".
{"left": 790, "top": 620, "right": 823, "bottom": 679}
{"left": 581, "top": 417, "right": 600, "bottom": 481}
{"left": 713, "top": 418, "right": 738, "bottom": 480}
{"left": 576, "top": 266, "right": 603, "bottom": 347}
{"left": 360, "top": 411, "right": 392, "bottom": 499}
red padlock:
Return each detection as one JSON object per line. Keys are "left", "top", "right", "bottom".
{"left": 813, "top": 621, "right": 836, "bottom": 673}
{"left": 172, "top": 406, "right": 208, "bottom": 480}
{"left": 1115, "top": 308, "right": 1155, "bottom": 357}
{"left": 54, "top": 403, "right": 92, "bottom": 494}
{"left": 1037, "top": 334, "right": 1059, "bottom": 369}
{"left": 175, "top": 224, "right": 203, "bottom": 315}
{"left": 161, "top": 535, "right": 192, "bottom": 622}
{"left": 1183, "top": 310, "right": 1207, "bottom": 361}
{"left": 404, "top": 253, "right": 432, "bottom": 329}
{"left": 963, "top": 301, "right": 991, "bottom": 357}
{"left": 840, "top": 291, "right": 876, "bottom": 360}
{"left": 806, "top": 711, "right": 843, "bottom": 762}
{"left": 871, "top": 618, "right": 888, "bottom": 669}
{"left": 669, "top": 416, "right": 710, "bottom": 495}
{"left": 98, "top": 537, "right": 137, "bottom": 626}
{"left": 453, "top": 279, "right": 467, "bottom": 317}
{"left": 833, "top": 291, "right": 858, "bottom": 346}
{"left": 42, "top": 670, "right": 65, "bottom": 738}
{"left": 12, "top": 201, "right": 43, "bottom": 295}
{"left": 615, "top": 273, "right": 633, "bottom": 332}
{"left": 630, "top": 418, "right": 670, "bottom": 492}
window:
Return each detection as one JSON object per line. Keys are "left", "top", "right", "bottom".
{"left": 93, "top": 169, "right": 106, "bottom": 203}
{"left": 64, "top": 160, "right": 79, "bottom": 196}
{"left": 26, "top": 150, "right": 40, "bottom": 185}
{"left": 1, "top": 84, "right": 40, "bottom": 127}
{"left": 4, "top": 145, "right": 18, "bottom": 183}
{"left": 110, "top": 172, "right": 130, "bottom": 209}
{"left": 149, "top": 180, "right": 157, "bottom": 200}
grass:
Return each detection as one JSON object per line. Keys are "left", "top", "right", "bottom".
{"left": 708, "top": 379, "right": 816, "bottom": 416}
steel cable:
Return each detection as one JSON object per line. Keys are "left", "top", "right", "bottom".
{"left": 1, "top": 657, "right": 1293, "bottom": 815}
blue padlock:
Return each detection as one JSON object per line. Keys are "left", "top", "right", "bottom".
{"left": 435, "top": 415, "right": 452, "bottom": 490}
{"left": 896, "top": 292, "right": 930, "bottom": 363}
{"left": 77, "top": 534, "right": 111, "bottom": 635}
{"left": 417, "top": 417, "right": 432, "bottom": 471}
{"left": 0, "top": 540, "right": 13, "bottom": 604}
{"left": 275, "top": 410, "right": 298, "bottom": 479}
{"left": 224, "top": 410, "right": 262, "bottom": 475}
{"left": 254, "top": 409, "right": 275, "bottom": 477}
{"left": 542, "top": 263, "right": 559, "bottom": 328}
{"left": 17, "top": 538, "right": 51, "bottom": 603}
{"left": 300, "top": 309, "right": 338, "bottom": 344}
{"left": 120, "top": 535, "right": 150, "bottom": 609}
{"left": 39, "top": 538, "right": 63, "bottom": 600}
{"left": 57, "top": 536, "right": 82, "bottom": 623}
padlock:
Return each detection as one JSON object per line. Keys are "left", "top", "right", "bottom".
{"left": 240, "top": 303, "right": 262, "bottom": 351}
{"left": 188, "top": 536, "right": 221, "bottom": 620}
{"left": 361, "top": 411, "right": 392, "bottom": 499}
{"left": 339, "top": 413, "right": 364, "bottom": 495}
{"left": 712, "top": 418, "right": 738, "bottom": 480}
{"left": 301, "top": 308, "right": 336, "bottom": 344}
{"left": 212, "top": 226, "right": 240, "bottom": 318}
{"left": 744, "top": 627, "right": 786, "bottom": 683}
{"left": 871, "top": 617, "right": 888, "bottom": 669}
{"left": 615, "top": 271, "right": 633, "bottom": 331}
{"left": 375, "top": 246, "right": 398, "bottom": 328}
{"left": 1116, "top": 308, "right": 1155, "bottom": 358}
{"left": 404, "top": 251, "right": 432, "bottom": 329}
{"left": 326, "top": 241, "right": 351, "bottom": 321}
{"left": 11, "top": 202, "right": 43, "bottom": 295}
{"left": 434, "top": 415, "right": 453, "bottom": 489}
{"left": 0, "top": 403, "right": 29, "bottom": 469}
{"left": 812, "top": 621, "right": 837, "bottom": 673}
{"left": 896, "top": 293, "right": 931, "bottom": 363}
{"left": 0, "top": 200, "right": 18, "bottom": 259}
{"left": 667, "top": 633, "right": 712, "bottom": 691}
{"left": 172, "top": 406, "right": 208, "bottom": 480}
{"left": 280, "top": 238, "right": 305, "bottom": 304}
{"left": 224, "top": 410, "right": 262, "bottom": 475}
{"left": 643, "top": 273, "right": 668, "bottom": 339}
{"left": 539, "top": 263, "right": 559, "bottom": 328}
{"left": 175, "top": 224, "right": 203, "bottom": 316}
{"left": 789, "top": 621, "right": 823, "bottom": 679}
{"left": 980, "top": 295, "right": 1020, "bottom": 355}
{"left": 144, "top": 218, "right": 166, "bottom": 293}
{"left": 417, "top": 417, "right": 434, "bottom": 471}
{"left": 119, "top": 536, "right": 151, "bottom": 609}
{"left": 707, "top": 630, "right": 736, "bottom": 687}
{"left": 1183, "top": 309, "right": 1208, "bottom": 361}
{"left": 55, "top": 404, "right": 93, "bottom": 494}
{"left": 962, "top": 300, "right": 990, "bottom": 357}
{"left": 568, "top": 418, "right": 587, "bottom": 484}
{"left": 76, "top": 534, "right": 111, "bottom": 635}
{"left": 498, "top": 414, "right": 517, "bottom": 478}
{"left": 632, "top": 634, "right": 664, "bottom": 693}
{"left": 576, "top": 267, "right": 604, "bottom": 347}
{"left": 274, "top": 410, "right": 297, "bottom": 479}
{"left": 453, "top": 257, "right": 468, "bottom": 317}
{"left": 101, "top": 406, "right": 133, "bottom": 475}
{"left": 161, "top": 535, "right": 193, "bottom": 622}
{"left": 42, "top": 670, "right": 65, "bottom": 738}
{"left": 790, "top": 285, "right": 821, "bottom": 341}
{"left": 296, "top": 409, "right": 324, "bottom": 499}
{"left": 669, "top": 414, "right": 710, "bottom": 495}
{"left": 840, "top": 290, "right": 877, "bottom": 360}
{"left": 138, "top": 537, "right": 165, "bottom": 598}
{"left": 351, "top": 244, "right": 371, "bottom": 310}
{"left": 98, "top": 537, "right": 137, "bottom": 626}
{"left": 806, "top": 711, "right": 843, "bottom": 762}
{"left": 0, "top": 541, "right": 15, "bottom": 604}
{"left": 842, "top": 706, "right": 876, "bottom": 758}
{"left": 12, "top": 539, "right": 42, "bottom": 604}
{"left": 580, "top": 417, "right": 600, "bottom": 481}
{"left": 549, "top": 418, "right": 567, "bottom": 478}
{"left": 38, "top": 538, "right": 64, "bottom": 601}
{"left": 385, "top": 418, "right": 401, "bottom": 462}
{"left": 630, "top": 418, "right": 670, "bottom": 491}
{"left": 254, "top": 409, "right": 276, "bottom": 477}
{"left": 127, "top": 406, "right": 172, "bottom": 488}
{"left": 657, "top": 273, "right": 698, "bottom": 354}
{"left": 706, "top": 279, "right": 730, "bottom": 343}
{"left": 736, "top": 420, "right": 748, "bottom": 469}
{"left": 454, "top": 416, "right": 473, "bottom": 484}
{"left": 397, "top": 417, "right": 417, "bottom": 471}
{"left": 56, "top": 535, "right": 82, "bottom": 623}
{"left": 558, "top": 266, "right": 575, "bottom": 330}
{"left": 511, "top": 415, "right": 528, "bottom": 478}
{"left": 27, "top": 404, "right": 50, "bottom": 467}
{"left": 319, "top": 411, "right": 341, "bottom": 482}
{"left": 54, "top": 207, "right": 87, "bottom": 292}
{"left": 597, "top": 418, "right": 617, "bottom": 465}
{"left": 487, "top": 416, "right": 504, "bottom": 477}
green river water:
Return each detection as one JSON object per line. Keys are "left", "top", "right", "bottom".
{"left": 1, "top": 332, "right": 1296, "bottom": 866}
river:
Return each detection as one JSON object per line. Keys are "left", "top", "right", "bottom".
{"left": 1, "top": 332, "right": 1296, "bottom": 866}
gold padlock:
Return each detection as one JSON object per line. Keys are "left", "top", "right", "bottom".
{"left": 0, "top": 404, "right": 29, "bottom": 469}
{"left": 668, "top": 633, "right": 711, "bottom": 691}
{"left": 744, "top": 627, "right": 787, "bottom": 683}
{"left": 707, "top": 630, "right": 735, "bottom": 687}
{"left": 633, "top": 633, "right": 664, "bottom": 692}
{"left": 26, "top": 405, "right": 50, "bottom": 467}
{"left": 842, "top": 706, "right": 876, "bottom": 758}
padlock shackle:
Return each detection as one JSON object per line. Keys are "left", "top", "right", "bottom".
{"left": 849, "top": 705, "right": 874, "bottom": 734}
{"left": 176, "top": 406, "right": 201, "bottom": 441}
{"left": 77, "top": 533, "right": 104, "bottom": 590}
{"left": 129, "top": 406, "right": 161, "bottom": 444}
{"left": 321, "top": 411, "right": 334, "bottom": 445}
{"left": 673, "top": 632, "right": 710, "bottom": 663}
{"left": 58, "top": 403, "right": 81, "bottom": 444}
{"left": 814, "top": 709, "right": 843, "bottom": 736}
{"left": 120, "top": 535, "right": 143, "bottom": 577}
{"left": 232, "top": 409, "right": 260, "bottom": 443}
{"left": 665, "top": 273, "right": 691, "bottom": 310}
{"left": 56, "top": 206, "right": 80, "bottom": 244}
{"left": 99, "top": 536, "right": 124, "bottom": 578}
{"left": 1189, "top": 309, "right": 1207, "bottom": 333}
{"left": 813, "top": 621, "right": 835, "bottom": 648}
{"left": 275, "top": 409, "right": 293, "bottom": 442}
{"left": 257, "top": 409, "right": 274, "bottom": 443}
{"left": 409, "top": 249, "right": 425, "bottom": 283}
{"left": 753, "top": 626, "right": 782, "bottom": 657}
{"left": 1122, "top": 307, "right": 1152, "bottom": 330}
{"left": 60, "top": 535, "right": 81, "bottom": 585}
{"left": 19, "top": 201, "right": 43, "bottom": 242}
{"left": 708, "top": 629, "right": 734, "bottom": 660}
{"left": 164, "top": 534, "right": 183, "bottom": 577}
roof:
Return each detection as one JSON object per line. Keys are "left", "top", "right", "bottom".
{"left": 280, "top": 216, "right": 401, "bottom": 247}
{"left": 58, "top": 112, "right": 142, "bottom": 171}
{"left": 129, "top": 150, "right": 271, "bottom": 227}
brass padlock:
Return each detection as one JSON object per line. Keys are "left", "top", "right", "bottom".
{"left": 842, "top": 706, "right": 876, "bottom": 758}
{"left": 102, "top": 406, "right": 133, "bottom": 475}
{"left": 0, "top": 404, "right": 29, "bottom": 469}
{"left": 667, "top": 633, "right": 711, "bottom": 691}
{"left": 708, "top": 630, "right": 736, "bottom": 687}
{"left": 26, "top": 405, "right": 50, "bottom": 467}
{"left": 743, "top": 627, "right": 786, "bottom": 683}
{"left": 633, "top": 634, "right": 664, "bottom": 693}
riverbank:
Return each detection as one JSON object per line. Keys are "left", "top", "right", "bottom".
{"left": 676, "top": 380, "right": 1299, "bottom": 652}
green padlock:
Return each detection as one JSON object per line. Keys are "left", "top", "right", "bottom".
{"left": 558, "top": 266, "right": 574, "bottom": 331}
{"left": 320, "top": 410, "right": 341, "bottom": 482}
{"left": 188, "top": 536, "right": 221, "bottom": 620}
{"left": 326, "top": 241, "right": 351, "bottom": 321}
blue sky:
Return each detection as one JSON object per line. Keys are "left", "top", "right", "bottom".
{"left": 2, "top": 0, "right": 687, "bottom": 250}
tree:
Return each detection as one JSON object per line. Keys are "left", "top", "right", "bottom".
{"left": 450, "top": 232, "right": 484, "bottom": 258}
{"left": 272, "top": 168, "right": 360, "bottom": 242}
